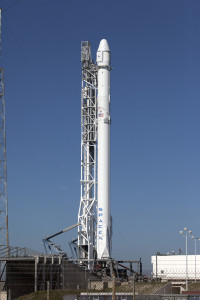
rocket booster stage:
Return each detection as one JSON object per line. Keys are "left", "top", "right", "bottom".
{"left": 96, "top": 39, "right": 111, "bottom": 259}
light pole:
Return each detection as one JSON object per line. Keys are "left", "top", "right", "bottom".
{"left": 191, "top": 236, "right": 200, "bottom": 282}
{"left": 180, "top": 227, "right": 192, "bottom": 290}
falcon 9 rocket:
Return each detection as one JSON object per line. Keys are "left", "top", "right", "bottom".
{"left": 96, "top": 39, "right": 111, "bottom": 259}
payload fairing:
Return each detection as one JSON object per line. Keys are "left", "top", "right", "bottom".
{"left": 78, "top": 39, "right": 112, "bottom": 264}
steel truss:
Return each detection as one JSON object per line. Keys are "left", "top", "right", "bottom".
{"left": 78, "top": 42, "right": 97, "bottom": 267}
{"left": 0, "top": 69, "right": 9, "bottom": 252}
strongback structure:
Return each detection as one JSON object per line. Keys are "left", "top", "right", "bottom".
{"left": 78, "top": 42, "right": 98, "bottom": 265}
{"left": 0, "top": 9, "right": 9, "bottom": 252}
{"left": 78, "top": 40, "right": 112, "bottom": 265}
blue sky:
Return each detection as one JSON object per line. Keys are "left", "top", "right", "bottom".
{"left": 1, "top": 0, "right": 200, "bottom": 267}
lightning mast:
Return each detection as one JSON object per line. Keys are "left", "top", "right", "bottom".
{"left": 78, "top": 42, "right": 97, "bottom": 267}
{"left": 0, "top": 9, "right": 9, "bottom": 252}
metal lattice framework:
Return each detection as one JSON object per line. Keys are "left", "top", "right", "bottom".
{"left": 0, "top": 68, "right": 9, "bottom": 252}
{"left": 78, "top": 42, "right": 97, "bottom": 267}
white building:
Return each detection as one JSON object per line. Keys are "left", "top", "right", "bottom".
{"left": 151, "top": 254, "right": 200, "bottom": 280}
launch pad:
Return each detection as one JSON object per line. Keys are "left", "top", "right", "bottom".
{"left": 0, "top": 38, "right": 143, "bottom": 298}
{"left": 42, "top": 39, "right": 141, "bottom": 278}
{"left": 42, "top": 225, "right": 142, "bottom": 279}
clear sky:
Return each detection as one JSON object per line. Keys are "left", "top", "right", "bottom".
{"left": 1, "top": 0, "right": 200, "bottom": 268}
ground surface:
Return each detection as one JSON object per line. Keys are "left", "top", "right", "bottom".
{"left": 15, "top": 282, "right": 167, "bottom": 300}
{"left": 116, "top": 281, "right": 166, "bottom": 294}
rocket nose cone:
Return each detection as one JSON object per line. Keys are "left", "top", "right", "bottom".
{"left": 98, "top": 39, "right": 110, "bottom": 52}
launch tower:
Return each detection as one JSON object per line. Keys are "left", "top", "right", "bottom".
{"left": 0, "top": 9, "right": 9, "bottom": 253}
{"left": 78, "top": 42, "right": 98, "bottom": 264}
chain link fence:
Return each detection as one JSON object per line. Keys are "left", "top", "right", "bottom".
{"left": 86, "top": 273, "right": 167, "bottom": 295}
{"left": 0, "top": 260, "right": 200, "bottom": 299}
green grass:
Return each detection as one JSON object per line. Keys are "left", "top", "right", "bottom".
{"left": 183, "top": 282, "right": 200, "bottom": 291}
{"left": 15, "top": 289, "right": 81, "bottom": 300}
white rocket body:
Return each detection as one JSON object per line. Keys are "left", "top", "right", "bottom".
{"left": 96, "top": 39, "right": 111, "bottom": 259}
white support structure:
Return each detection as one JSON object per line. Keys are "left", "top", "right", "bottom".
{"left": 78, "top": 42, "right": 97, "bottom": 267}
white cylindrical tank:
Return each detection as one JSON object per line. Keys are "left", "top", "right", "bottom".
{"left": 96, "top": 39, "right": 111, "bottom": 259}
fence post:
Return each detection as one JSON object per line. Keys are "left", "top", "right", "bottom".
{"left": 87, "top": 277, "right": 90, "bottom": 295}
{"left": 47, "top": 281, "right": 50, "bottom": 300}
{"left": 112, "top": 271, "right": 116, "bottom": 300}
{"left": 133, "top": 276, "right": 135, "bottom": 300}
{"left": 8, "top": 289, "right": 11, "bottom": 300}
